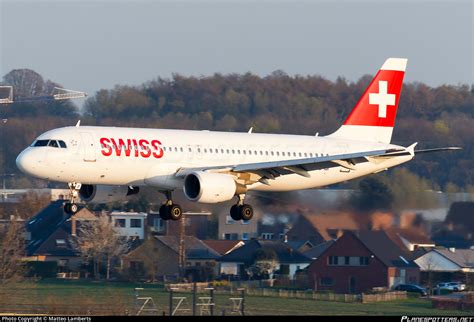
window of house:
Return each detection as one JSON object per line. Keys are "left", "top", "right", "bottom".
{"left": 345, "top": 256, "right": 350, "bottom": 265}
{"left": 241, "top": 220, "right": 249, "bottom": 225}
{"left": 261, "top": 233, "right": 274, "bottom": 240}
{"left": 226, "top": 215, "right": 235, "bottom": 224}
{"left": 241, "top": 233, "right": 249, "bottom": 241}
{"left": 153, "top": 217, "right": 165, "bottom": 232}
{"left": 56, "top": 239, "right": 66, "bottom": 247}
{"left": 224, "top": 233, "right": 239, "bottom": 240}
{"left": 130, "top": 219, "right": 142, "bottom": 228}
{"left": 328, "top": 256, "right": 339, "bottom": 266}
{"left": 320, "top": 277, "right": 334, "bottom": 286}
{"left": 359, "top": 257, "right": 369, "bottom": 266}
{"left": 115, "top": 219, "right": 126, "bottom": 228}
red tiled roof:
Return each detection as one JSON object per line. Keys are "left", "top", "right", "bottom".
{"left": 202, "top": 240, "right": 244, "bottom": 255}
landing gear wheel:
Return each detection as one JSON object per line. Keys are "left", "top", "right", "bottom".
{"left": 168, "top": 204, "right": 183, "bottom": 221}
{"left": 240, "top": 204, "right": 253, "bottom": 221}
{"left": 64, "top": 203, "right": 78, "bottom": 215}
{"left": 230, "top": 204, "right": 242, "bottom": 221}
{"left": 159, "top": 204, "right": 170, "bottom": 220}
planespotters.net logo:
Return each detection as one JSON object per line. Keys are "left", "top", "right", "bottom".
{"left": 401, "top": 317, "right": 474, "bottom": 322}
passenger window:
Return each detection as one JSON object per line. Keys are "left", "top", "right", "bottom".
{"left": 48, "top": 140, "right": 59, "bottom": 148}
{"left": 58, "top": 140, "right": 67, "bottom": 148}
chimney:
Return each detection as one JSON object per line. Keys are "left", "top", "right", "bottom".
{"left": 449, "top": 247, "right": 456, "bottom": 253}
{"left": 71, "top": 216, "right": 77, "bottom": 236}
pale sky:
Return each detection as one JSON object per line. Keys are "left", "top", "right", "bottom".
{"left": 1, "top": 0, "right": 472, "bottom": 106}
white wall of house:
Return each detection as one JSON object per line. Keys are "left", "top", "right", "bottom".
{"left": 415, "top": 251, "right": 461, "bottom": 272}
{"left": 288, "top": 263, "right": 309, "bottom": 279}
{"left": 109, "top": 212, "right": 147, "bottom": 239}
{"left": 220, "top": 262, "right": 240, "bottom": 275}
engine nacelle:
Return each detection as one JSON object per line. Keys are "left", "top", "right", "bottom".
{"left": 183, "top": 171, "right": 237, "bottom": 203}
{"left": 79, "top": 184, "right": 140, "bottom": 204}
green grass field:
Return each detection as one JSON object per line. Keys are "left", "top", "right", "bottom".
{"left": 0, "top": 280, "right": 471, "bottom": 316}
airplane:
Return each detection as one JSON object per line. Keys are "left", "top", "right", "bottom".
{"left": 15, "top": 58, "right": 460, "bottom": 221}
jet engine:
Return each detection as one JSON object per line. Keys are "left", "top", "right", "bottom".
{"left": 183, "top": 171, "right": 238, "bottom": 203}
{"left": 79, "top": 184, "right": 140, "bottom": 204}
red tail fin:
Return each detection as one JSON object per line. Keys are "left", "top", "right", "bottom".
{"left": 329, "top": 58, "right": 407, "bottom": 143}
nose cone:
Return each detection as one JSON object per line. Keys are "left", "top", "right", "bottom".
{"left": 16, "top": 149, "right": 36, "bottom": 175}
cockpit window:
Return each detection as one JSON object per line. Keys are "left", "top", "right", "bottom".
{"left": 32, "top": 139, "right": 67, "bottom": 148}
{"left": 33, "top": 140, "right": 50, "bottom": 147}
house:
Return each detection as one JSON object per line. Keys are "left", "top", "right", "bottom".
{"left": 303, "top": 240, "right": 335, "bottom": 260}
{"left": 218, "top": 211, "right": 258, "bottom": 241}
{"left": 307, "top": 230, "right": 420, "bottom": 294}
{"left": 258, "top": 214, "right": 292, "bottom": 240}
{"left": 286, "top": 240, "right": 314, "bottom": 253}
{"left": 109, "top": 211, "right": 147, "bottom": 240}
{"left": 286, "top": 213, "right": 359, "bottom": 245}
{"left": 147, "top": 211, "right": 210, "bottom": 239}
{"left": 414, "top": 248, "right": 474, "bottom": 273}
{"left": 384, "top": 228, "right": 436, "bottom": 252}
{"left": 218, "top": 239, "right": 311, "bottom": 279}
{"left": 202, "top": 240, "right": 245, "bottom": 256}
{"left": 25, "top": 202, "right": 98, "bottom": 273}
{"left": 431, "top": 202, "right": 474, "bottom": 249}
{"left": 122, "top": 235, "right": 220, "bottom": 282}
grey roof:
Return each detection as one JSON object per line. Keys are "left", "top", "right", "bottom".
{"left": 286, "top": 240, "right": 313, "bottom": 251}
{"left": 26, "top": 201, "right": 70, "bottom": 256}
{"left": 303, "top": 240, "right": 335, "bottom": 260}
{"left": 219, "top": 239, "right": 311, "bottom": 264}
{"left": 434, "top": 249, "right": 474, "bottom": 268}
{"left": 354, "top": 230, "right": 418, "bottom": 268}
{"left": 156, "top": 236, "right": 220, "bottom": 260}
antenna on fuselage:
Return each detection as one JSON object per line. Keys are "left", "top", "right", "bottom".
{"left": 248, "top": 127, "right": 253, "bottom": 134}
{"left": 75, "top": 120, "right": 81, "bottom": 127}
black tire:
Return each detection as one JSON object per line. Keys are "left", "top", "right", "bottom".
{"left": 169, "top": 204, "right": 183, "bottom": 221}
{"left": 230, "top": 204, "right": 242, "bottom": 221}
{"left": 159, "top": 204, "right": 170, "bottom": 220}
{"left": 70, "top": 203, "right": 78, "bottom": 214}
{"left": 240, "top": 204, "right": 253, "bottom": 221}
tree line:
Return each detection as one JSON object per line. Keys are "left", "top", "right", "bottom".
{"left": 1, "top": 68, "right": 472, "bottom": 192}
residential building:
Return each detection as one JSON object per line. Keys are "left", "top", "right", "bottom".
{"left": 122, "top": 235, "right": 220, "bottom": 282}
{"left": 218, "top": 239, "right": 311, "bottom": 279}
{"left": 414, "top": 248, "right": 474, "bottom": 273}
{"left": 286, "top": 213, "right": 359, "bottom": 245}
{"left": 147, "top": 211, "right": 210, "bottom": 239}
{"left": 109, "top": 211, "right": 147, "bottom": 240}
{"left": 307, "top": 230, "right": 420, "bottom": 294}
{"left": 218, "top": 211, "right": 258, "bottom": 240}
{"left": 25, "top": 202, "right": 98, "bottom": 272}
{"left": 202, "top": 240, "right": 245, "bottom": 256}
{"left": 384, "top": 228, "right": 436, "bottom": 252}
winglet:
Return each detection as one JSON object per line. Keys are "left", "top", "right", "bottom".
{"left": 407, "top": 142, "right": 418, "bottom": 157}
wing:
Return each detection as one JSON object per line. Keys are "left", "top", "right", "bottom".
{"left": 175, "top": 147, "right": 408, "bottom": 183}
{"left": 175, "top": 144, "right": 461, "bottom": 184}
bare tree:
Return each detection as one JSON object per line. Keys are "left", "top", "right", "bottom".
{"left": 0, "top": 220, "right": 26, "bottom": 284}
{"left": 71, "top": 214, "right": 129, "bottom": 280}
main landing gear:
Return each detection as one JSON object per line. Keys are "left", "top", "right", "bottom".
{"left": 64, "top": 182, "right": 81, "bottom": 215}
{"left": 230, "top": 194, "right": 253, "bottom": 221}
{"left": 159, "top": 191, "right": 183, "bottom": 221}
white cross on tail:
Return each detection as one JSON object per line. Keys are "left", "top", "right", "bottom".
{"left": 369, "top": 81, "right": 396, "bottom": 118}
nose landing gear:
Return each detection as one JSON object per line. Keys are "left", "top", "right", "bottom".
{"left": 64, "top": 182, "right": 81, "bottom": 215}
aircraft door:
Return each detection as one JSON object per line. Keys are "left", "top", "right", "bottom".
{"left": 80, "top": 132, "right": 96, "bottom": 162}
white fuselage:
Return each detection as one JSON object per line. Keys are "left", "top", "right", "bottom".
{"left": 16, "top": 126, "right": 412, "bottom": 193}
